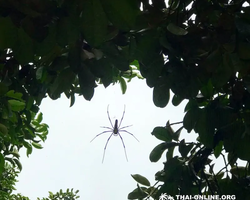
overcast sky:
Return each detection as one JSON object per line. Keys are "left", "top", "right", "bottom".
{"left": 15, "top": 78, "right": 195, "bottom": 200}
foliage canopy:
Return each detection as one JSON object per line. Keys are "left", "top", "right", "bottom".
{"left": 0, "top": 0, "right": 250, "bottom": 199}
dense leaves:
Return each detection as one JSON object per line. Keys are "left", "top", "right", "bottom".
{"left": 128, "top": 1, "right": 250, "bottom": 199}
{"left": 1, "top": 0, "right": 250, "bottom": 199}
{"left": 12, "top": 188, "right": 80, "bottom": 200}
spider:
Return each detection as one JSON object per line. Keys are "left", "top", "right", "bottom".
{"left": 90, "top": 105, "right": 139, "bottom": 163}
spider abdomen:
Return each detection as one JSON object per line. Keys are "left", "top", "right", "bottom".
{"left": 113, "top": 119, "right": 119, "bottom": 135}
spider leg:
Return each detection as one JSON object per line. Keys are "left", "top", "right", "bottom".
{"left": 100, "top": 126, "right": 113, "bottom": 130}
{"left": 107, "top": 105, "right": 114, "bottom": 128}
{"left": 119, "top": 130, "right": 139, "bottom": 142}
{"left": 118, "top": 133, "right": 128, "bottom": 161}
{"left": 119, "top": 125, "right": 133, "bottom": 129}
{"left": 90, "top": 130, "right": 113, "bottom": 142}
{"left": 102, "top": 133, "right": 114, "bottom": 163}
{"left": 118, "top": 105, "right": 126, "bottom": 128}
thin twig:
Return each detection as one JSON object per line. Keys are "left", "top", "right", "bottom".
{"left": 166, "top": 121, "right": 183, "bottom": 126}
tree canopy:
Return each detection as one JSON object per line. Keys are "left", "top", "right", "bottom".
{"left": 0, "top": 0, "right": 250, "bottom": 199}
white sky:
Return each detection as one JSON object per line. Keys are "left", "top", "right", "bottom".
{"left": 14, "top": 78, "right": 197, "bottom": 200}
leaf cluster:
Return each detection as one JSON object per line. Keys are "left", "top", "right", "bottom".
{"left": 0, "top": 87, "right": 49, "bottom": 173}
{"left": 127, "top": 0, "right": 250, "bottom": 199}
{"left": 0, "top": 88, "right": 49, "bottom": 197}
{"left": 0, "top": 0, "right": 143, "bottom": 105}
{"left": 1, "top": 0, "right": 250, "bottom": 199}
{"left": 129, "top": 122, "right": 250, "bottom": 199}
{"left": 9, "top": 188, "right": 79, "bottom": 200}
{"left": 37, "top": 189, "right": 80, "bottom": 200}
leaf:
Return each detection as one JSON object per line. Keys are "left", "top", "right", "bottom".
{"left": 211, "top": 53, "right": 233, "bottom": 87}
{"left": 153, "top": 84, "right": 170, "bottom": 108}
{"left": 167, "top": 146, "right": 174, "bottom": 160}
{"left": 127, "top": 187, "right": 147, "bottom": 200}
{"left": 119, "top": 77, "right": 127, "bottom": 94}
{"left": 144, "top": 56, "right": 164, "bottom": 87}
{"left": 81, "top": 0, "right": 108, "bottom": 47}
{"left": 8, "top": 100, "right": 26, "bottom": 111}
{"left": 56, "top": 16, "right": 79, "bottom": 47}
{"left": 168, "top": 0, "right": 180, "bottom": 10}
{"left": 101, "top": 0, "right": 139, "bottom": 31}
{"left": 179, "top": 140, "right": 193, "bottom": 158}
{"left": 200, "top": 79, "right": 213, "bottom": 98}
{"left": 88, "top": 58, "right": 113, "bottom": 87}
{"left": 167, "top": 23, "right": 188, "bottom": 35}
{"left": 32, "top": 142, "right": 43, "bottom": 149}
{"left": 230, "top": 166, "right": 249, "bottom": 178}
{"left": 0, "top": 82, "right": 8, "bottom": 96}
{"left": 32, "top": 120, "right": 40, "bottom": 127}
{"left": 151, "top": 127, "right": 172, "bottom": 142}
{"left": 36, "top": 113, "right": 43, "bottom": 123}
{"left": 13, "top": 158, "right": 22, "bottom": 171}
{"left": 9, "top": 151, "right": 20, "bottom": 158}
{"left": 172, "top": 94, "right": 184, "bottom": 106}
{"left": 50, "top": 68, "right": 76, "bottom": 99}
{"left": 0, "top": 124, "right": 8, "bottom": 135}
{"left": 184, "top": 99, "right": 198, "bottom": 112}
{"left": 172, "top": 126, "right": 183, "bottom": 141}
{"left": 35, "top": 24, "right": 56, "bottom": 56}
{"left": 68, "top": 44, "right": 81, "bottom": 73}
{"left": 135, "top": 31, "right": 164, "bottom": 87}
{"left": 183, "top": 106, "right": 201, "bottom": 133}
{"left": 0, "top": 153, "right": 4, "bottom": 176}
{"left": 150, "top": 143, "right": 168, "bottom": 162}
{"left": 205, "top": 48, "right": 222, "bottom": 72}
{"left": 130, "top": 60, "right": 139, "bottom": 69}
{"left": 70, "top": 93, "right": 75, "bottom": 107}
{"left": 149, "top": 142, "right": 178, "bottom": 162}
{"left": 131, "top": 174, "right": 151, "bottom": 186}
{"left": 50, "top": 56, "right": 68, "bottom": 71}
{"left": 214, "top": 141, "right": 223, "bottom": 158}
{"left": 6, "top": 90, "right": 23, "bottom": 101}
{"left": 78, "top": 65, "right": 96, "bottom": 101}
{"left": 216, "top": 171, "right": 224, "bottom": 180}
{"left": 109, "top": 55, "right": 130, "bottom": 71}
{"left": 26, "top": 96, "right": 34, "bottom": 110}
{"left": 5, "top": 157, "right": 15, "bottom": 167}
{"left": 0, "top": 17, "right": 17, "bottom": 49}
{"left": 36, "top": 67, "right": 44, "bottom": 80}
{"left": 164, "top": 157, "right": 183, "bottom": 181}
{"left": 23, "top": 141, "right": 33, "bottom": 157}
{"left": 35, "top": 125, "right": 48, "bottom": 133}
{"left": 13, "top": 28, "right": 34, "bottom": 64}
{"left": 194, "top": 107, "right": 215, "bottom": 148}
{"left": 166, "top": 121, "right": 175, "bottom": 135}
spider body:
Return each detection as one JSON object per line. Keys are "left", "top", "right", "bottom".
{"left": 113, "top": 119, "right": 119, "bottom": 135}
{"left": 91, "top": 105, "right": 139, "bottom": 163}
